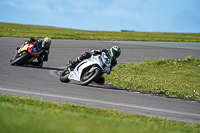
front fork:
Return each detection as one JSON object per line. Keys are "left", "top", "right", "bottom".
{"left": 10, "top": 50, "right": 18, "bottom": 62}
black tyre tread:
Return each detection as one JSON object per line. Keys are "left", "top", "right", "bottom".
{"left": 10, "top": 52, "right": 28, "bottom": 66}
{"left": 59, "top": 69, "right": 70, "bottom": 83}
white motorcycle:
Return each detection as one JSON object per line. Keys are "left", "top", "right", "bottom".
{"left": 59, "top": 52, "right": 111, "bottom": 85}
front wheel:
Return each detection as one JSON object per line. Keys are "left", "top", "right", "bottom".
{"left": 10, "top": 52, "right": 28, "bottom": 66}
{"left": 80, "top": 67, "right": 101, "bottom": 86}
{"left": 59, "top": 69, "right": 70, "bottom": 83}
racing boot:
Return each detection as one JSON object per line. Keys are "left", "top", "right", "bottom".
{"left": 94, "top": 75, "right": 105, "bottom": 85}
{"left": 43, "top": 49, "right": 49, "bottom": 61}
{"left": 37, "top": 55, "right": 43, "bottom": 67}
{"left": 68, "top": 53, "right": 90, "bottom": 71}
{"left": 38, "top": 61, "right": 43, "bottom": 67}
{"left": 43, "top": 53, "right": 49, "bottom": 61}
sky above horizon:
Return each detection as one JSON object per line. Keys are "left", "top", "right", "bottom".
{"left": 0, "top": 0, "right": 200, "bottom": 33}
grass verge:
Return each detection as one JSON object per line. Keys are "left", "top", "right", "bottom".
{"left": 105, "top": 57, "right": 200, "bottom": 100}
{"left": 0, "top": 22, "right": 200, "bottom": 42}
{"left": 0, "top": 94, "right": 200, "bottom": 133}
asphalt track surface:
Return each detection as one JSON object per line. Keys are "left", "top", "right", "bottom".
{"left": 0, "top": 37, "right": 200, "bottom": 123}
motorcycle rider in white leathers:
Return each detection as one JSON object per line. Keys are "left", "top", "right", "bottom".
{"left": 68, "top": 46, "right": 121, "bottom": 85}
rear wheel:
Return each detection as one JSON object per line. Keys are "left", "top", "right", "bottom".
{"left": 80, "top": 67, "right": 101, "bottom": 86}
{"left": 10, "top": 52, "right": 28, "bottom": 66}
{"left": 59, "top": 69, "right": 70, "bottom": 83}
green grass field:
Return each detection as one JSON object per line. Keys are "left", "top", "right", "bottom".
{"left": 105, "top": 57, "right": 200, "bottom": 100}
{"left": 0, "top": 22, "right": 200, "bottom": 132}
{"left": 1, "top": 22, "right": 200, "bottom": 42}
{"left": 1, "top": 94, "right": 200, "bottom": 133}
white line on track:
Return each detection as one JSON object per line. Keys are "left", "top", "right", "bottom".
{"left": 0, "top": 87, "right": 200, "bottom": 118}
{"left": 50, "top": 70, "right": 59, "bottom": 78}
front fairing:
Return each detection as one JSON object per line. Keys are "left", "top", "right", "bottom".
{"left": 18, "top": 44, "right": 28, "bottom": 54}
{"left": 68, "top": 58, "right": 97, "bottom": 81}
{"left": 13, "top": 44, "right": 28, "bottom": 60}
{"left": 98, "top": 52, "right": 112, "bottom": 74}
{"left": 100, "top": 52, "right": 112, "bottom": 68}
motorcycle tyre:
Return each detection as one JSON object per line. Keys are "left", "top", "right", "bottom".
{"left": 59, "top": 69, "right": 70, "bottom": 83}
{"left": 10, "top": 52, "right": 28, "bottom": 66}
{"left": 80, "top": 68, "right": 100, "bottom": 86}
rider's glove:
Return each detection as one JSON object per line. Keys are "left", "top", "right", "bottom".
{"left": 91, "top": 50, "right": 101, "bottom": 56}
{"left": 16, "top": 47, "right": 20, "bottom": 50}
{"left": 101, "top": 49, "right": 107, "bottom": 52}
{"left": 24, "top": 40, "right": 29, "bottom": 44}
{"left": 104, "top": 67, "right": 111, "bottom": 74}
{"left": 38, "top": 39, "right": 43, "bottom": 43}
{"left": 91, "top": 50, "right": 97, "bottom": 55}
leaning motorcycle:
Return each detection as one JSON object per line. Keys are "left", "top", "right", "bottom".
{"left": 59, "top": 52, "right": 111, "bottom": 86}
{"left": 10, "top": 41, "right": 43, "bottom": 66}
